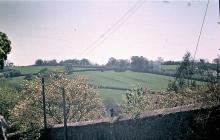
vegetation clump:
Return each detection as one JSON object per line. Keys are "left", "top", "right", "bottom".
{"left": 123, "top": 86, "right": 220, "bottom": 116}
{"left": 9, "top": 73, "right": 105, "bottom": 139}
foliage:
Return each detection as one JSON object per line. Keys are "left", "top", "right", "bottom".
{"left": 106, "top": 57, "right": 130, "bottom": 71}
{"left": 0, "top": 86, "right": 21, "bottom": 121}
{"left": 3, "top": 69, "right": 21, "bottom": 78}
{"left": 131, "top": 56, "right": 149, "bottom": 72}
{"left": 24, "top": 74, "right": 33, "bottom": 81}
{"left": 169, "top": 52, "right": 195, "bottom": 92}
{"left": 35, "top": 59, "right": 44, "bottom": 66}
{"left": 206, "top": 73, "right": 220, "bottom": 94}
{"left": 162, "top": 61, "right": 181, "bottom": 65}
{"left": 64, "top": 63, "right": 74, "bottom": 72}
{"left": 123, "top": 86, "right": 220, "bottom": 116}
{"left": 167, "top": 80, "right": 180, "bottom": 93}
{"left": 175, "top": 52, "right": 194, "bottom": 80}
{"left": 0, "top": 32, "right": 12, "bottom": 69}
{"left": 10, "top": 73, "right": 105, "bottom": 138}
{"left": 60, "top": 58, "right": 92, "bottom": 66}
{"left": 35, "top": 59, "right": 58, "bottom": 66}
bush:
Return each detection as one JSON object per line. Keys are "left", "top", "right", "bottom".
{"left": 10, "top": 73, "right": 105, "bottom": 139}
{"left": 24, "top": 74, "right": 33, "bottom": 81}
{"left": 3, "top": 69, "right": 21, "bottom": 78}
{"left": 122, "top": 86, "right": 220, "bottom": 116}
{"left": 0, "top": 86, "right": 20, "bottom": 121}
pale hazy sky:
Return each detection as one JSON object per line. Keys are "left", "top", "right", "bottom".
{"left": 0, "top": 0, "right": 219, "bottom": 66}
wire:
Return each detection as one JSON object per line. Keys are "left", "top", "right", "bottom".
{"left": 193, "top": 0, "right": 209, "bottom": 60}
{"left": 219, "top": 0, "right": 220, "bottom": 18}
{"left": 84, "top": 0, "right": 146, "bottom": 56}
{"left": 78, "top": 0, "right": 145, "bottom": 57}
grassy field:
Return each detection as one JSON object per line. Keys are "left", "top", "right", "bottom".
{"left": 97, "top": 89, "right": 126, "bottom": 104}
{"left": 5, "top": 66, "right": 174, "bottom": 104}
{"left": 14, "top": 66, "right": 65, "bottom": 74}
{"left": 70, "top": 71, "right": 173, "bottom": 90}
{"left": 70, "top": 71, "right": 174, "bottom": 104}
{"left": 13, "top": 66, "right": 99, "bottom": 74}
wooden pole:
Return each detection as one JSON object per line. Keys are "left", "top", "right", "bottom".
{"left": 61, "top": 87, "right": 68, "bottom": 140}
{"left": 41, "top": 77, "right": 47, "bottom": 137}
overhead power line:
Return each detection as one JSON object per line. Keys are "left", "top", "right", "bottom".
{"left": 78, "top": 0, "right": 146, "bottom": 57}
{"left": 193, "top": 0, "right": 209, "bottom": 60}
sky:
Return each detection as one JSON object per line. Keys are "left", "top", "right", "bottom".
{"left": 0, "top": 0, "right": 220, "bottom": 66}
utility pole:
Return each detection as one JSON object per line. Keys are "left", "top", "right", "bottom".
{"left": 41, "top": 77, "right": 47, "bottom": 137}
{"left": 61, "top": 87, "right": 68, "bottom": 140}
{"left": 217, "top": 49, "right": 220, "bottom": 82}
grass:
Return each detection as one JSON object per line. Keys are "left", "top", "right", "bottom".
{"left": 14, "top": 66, "right": 65, "bottom": 74}
{"left": 13, "top": 65, "right": 99, "bottom": 74}
{"left": 97, "top": 89, "right": 126, "bottom": 104}
{"left": 5, "top": 66, "right": 174, "bottom": 104}
{"left": 69, "top": 71, "right": 174, "bottom": 104}
{"left": 70, "top": 71, "right": 173, "bottom": 91}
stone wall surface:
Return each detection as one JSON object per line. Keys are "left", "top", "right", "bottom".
{"left": 42, "top": 104, "right": 220, "bottom": 140}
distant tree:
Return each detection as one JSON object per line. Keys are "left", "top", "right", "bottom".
{"left": 0, "top": 32, "right": 12, "bottom": 69}
{"left": 64, "top": 63, "right": 74, "bottom": 72}
{"left": 80, "top": 58, "right": 90, "bottom": 66}
{"left": 117, "top": 59, "right": 130, "bottom": 71}
{"left": 155, "top": 57, "right": 163, "bottom": 71}
{"left": 197, "top": 59, "right": 208, "bottom": 75}
{"left": 59, "top": 59, "right": 80, "bottom": 66}
{"left": 35, "top": 59, "right": 44, "bottom": 66}
{"left": 162, "top": 61, "right": 181, "bottom": 65}
{"left": 47, "top": 59, "right": 57, "bottom": 66}
{"left": 157, "top": 57, "right": 164, "bottom": 63}
{"left": 106, "top": 57, "right": 117, "bottom": 67}
{"left": 72, "top": 59, "right": 80, "bottom": 65}
{"left": 175, "top": 52, "right": 194, "bottom": 87}
{"left": 213, "top": 56, "right": 220, "bottom": 64}
{"left": 131, "top": 56, "right": 149, "bottom": 72}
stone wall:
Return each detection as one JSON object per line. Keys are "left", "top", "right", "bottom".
{"left": 43, "top": 104, "right": 220, "bottom": 140}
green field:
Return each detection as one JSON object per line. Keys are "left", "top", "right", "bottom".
{"left": 5, "top": 66, "right": 174, "bottom": 104}
{"left": 13, "top": 66, "right": 99, "bottom": 74}
{"left": 70, "top": 71, "right": 174, "bottom": 104}
{"left": 70, "top": 71, "right": 173, "bottom": 90}
{"left": 14, "top": 66, "right": 65, "bottom": 74}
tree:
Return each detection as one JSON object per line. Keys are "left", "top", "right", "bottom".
{"left": 197, "top": 59, "right": 208, "bottom": 75}
{"left": 35, "top": 59, "right": 44, "bottom": 66}
{"left": 117, "top": 59, "right": 130, "bottom": 71}
{"left": 0, "top": 32, "right": 12, "bottom": 69}
{"left": 175, "top": 52, "right": 194, "bottom": 87}
{"left": 64, "top": 63, "right": 74, "bottom": 72}
{"left": 106, "top": 57, "right": 117, "bottom": 67}
{"left": 106, "top": 57, "right": 130, "bottom": 71}
{"left": 43, "top": 59, "right": 58, "bottom": 66}
{"left": 80, "top": 58, "right": 90, "bottom": 66}
{"left": 10, "top": 73, "right": 105, "bottom": 138}
{"left": 131, "top": 56, "right": 149, "bottom": 72}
